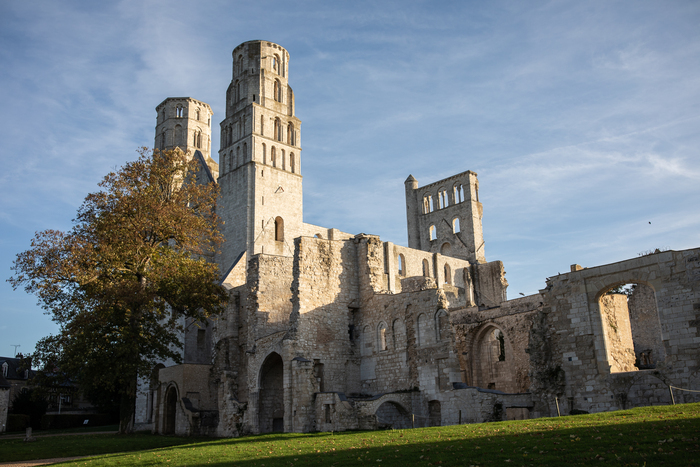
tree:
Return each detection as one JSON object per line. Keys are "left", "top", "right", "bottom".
{"left": 9, "top": 148, "right": 228, "bottom": 433}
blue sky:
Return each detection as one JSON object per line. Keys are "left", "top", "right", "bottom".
{"left": 2, "top": 0, "right": 699, "bottom": 356}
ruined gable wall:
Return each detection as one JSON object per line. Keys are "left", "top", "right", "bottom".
{"left": 247, "top": 254, "right": 295, "bottom": 340}
{"left": 290, "top": 236, "right": 359, "bottom": 394}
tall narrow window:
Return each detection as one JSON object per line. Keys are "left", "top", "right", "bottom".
{"left": 422, "top": 259, "right": 430, "bottom": 277}
{"left": 454, "top": 184, "right": 464, "bottom": 203}
{"left": 438, "top": 189, "right": 448, "bottom": 209}
{"left": 260, "top": 115, "right": 264, "bottom": 136}
{"left": 196, "top": 109, "right": 200, "bottom": 120}
{"left": 243, "top": 143, "right": 247, "bottom": 163}
{"left": 281, "top": 149, "right": 286, "bottom": 170}
{"left": 429, "top": 225, "right": 436, "bottom": 241}
{"left": 271, "top": 146, "right": 276, "bottom": 167}
{"left": 453, "top": 218, "right": 460, "bottom": 233}
{"left": 398, "top": 254, "right": 406, "bottom": 276}
{"left": 444, "top": 264, "right": 451, "bottom": 285}
{"left": 236, "top": 81, "right": 241, "bottom": 101}
{"left": 274, "top": 80, "right": 282, "bottom": 102}
{"left": 262, "top": 143, "right": 267, "bottom": 165}
{"left": 176, "top": 105, "right": 183, "bottom": 118}
{"left": 290, "top": 153, "right": 295, "bottom": 173}
{"left": 274, "top": 216, "right": 284, "bottom": 241}
{"left": 378, "top": 323, "right": 388, "bottom": 351}
{"left": 196, "top": 130, "right": 202, "bottom": 149}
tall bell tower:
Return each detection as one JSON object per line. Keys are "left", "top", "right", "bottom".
{"left": 217, "top": 41, "right": 303, "bottom": 272}
{"left": 154, "top": 97, "right": 218, "bottom": 177}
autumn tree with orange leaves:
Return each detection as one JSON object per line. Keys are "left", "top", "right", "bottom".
{"left": 9, "top": 148, "right": 228, "bottom": 433}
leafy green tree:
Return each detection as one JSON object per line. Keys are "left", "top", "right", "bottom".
{"left": 9, "top": 148, "right": 228, "bottom": 433}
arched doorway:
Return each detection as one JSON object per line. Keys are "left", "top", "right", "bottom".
{"left": 259, "top": 352, "right": 284, "bottom": 433}
{"left": 598, "top": 282, "right": 664, "bottom": 372}
{"left": 471, "top": 325, "right": 516, "bottom": 392}
{"left": 163, "top": 386, "right": 178, "bottom": 435}
{"left": 428, "top": 400, "right": 441, "bottom": 427}
{"left": 375, "top": 401, "right": 411, "bottom": 429}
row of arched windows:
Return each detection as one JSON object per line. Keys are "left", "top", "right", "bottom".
{"left": 264, "top": 117, "right": 297, "bottom": 146}
{"left": 361, "top": 309, "right": 450, "bottom": 354}
{"left": 397, "top": 254, "right": 454, "bottom": 285}
{"left": 423, "top": 184, "right": 469, "bottom": 214}
{"left": 428, "top": 218, "right": 461, "bottom": 241}
{"left": 222, "top": 116, "right": 247, "bottom": 148}
{"left": 261, "top": 143, "right": 296, "bottom": 173}
{"left": 362, "top": 319, "right": 406, "bottom": 355}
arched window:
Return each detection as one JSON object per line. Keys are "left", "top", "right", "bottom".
{"left": 274, "top": 80, "right": 282, "bottom": 102}
{"left": 271, "top": 147, "right": 276, "bottom": 167}
{"left": 423, "top": 195, "right": 434, "bottom": 213}
{"left": 290, "top": 153, "right": 295, "bottom": 173}
{"left": 438, "top": 189, "right": 448, "bottom": 209}
{"left": 392, "top": 318, "right": 406, "bottom": 350}
{"left": 175, "top": 124, "right": 183, "bottom": 146}
{"left": 453, "top": 218, "right": 460, "bottom": 233}
{"left": 236, "top": 146, "right": 240, "bottom": 167}
{"left": 287, "top": 123, "right": 295, "bottom": 145}
{"left": 262, "top": 143, "right": 267, "bottom": 165}
{"left": 429, "top": 225, "right": 436, "bottom": 241}
{"left": 440, "top": 242, "right": 451, "bottom": 256}
{"left": 436, "top": 309, "right": 449, "bottom": 340}
{"left": 422, "top": 259, "right": 430, "bottom": 277}
{"left": 196, "top": 108, "right": 200, "bottom": 120}
{"left": 237, "top": 119, "right": 242, "bottom": 140}
{"left": 260, "top": 115, "right": 264, "bottom": 136}
{"left": 176, "top": 105, "right": 183, "bottom": 118}
{"left": 160, "top": 132, "right": 165, "bottom": 149}
{"left": 398, "top": 253, "right": 406, "bottom": 276}
{"left": 454, "top": 184, "right": 464, "bottom": 203}
{"left": 243, "top": 142, "right": 247, "bottom": 163}
{"left": 281, "top": 149, "right": 286, "bottom": 170}
{"left": 274, "top": 216, "right": 284, "bottom": 241}
{"left": 378, "top": 322, "right": 388, "bottom": 351}
{"left": 444, "top": 264, "right": 452, "bottom": 285}
{"left": 273, "top": 54, "right": 280, "bottom": 74}
{"left": 236, "top": 81, "right": 241, "bottom": 101}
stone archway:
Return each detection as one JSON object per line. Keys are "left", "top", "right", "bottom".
{"left": 259, "top": 352, "right": 284, "bottom": 433}
{"left": 375, "top": 401, "right": 411, "bottom": 429}
{"left": 471, "top": 324, "right": 516, "bottom": 392}
{"left": 163, "top": 385, "right": 178, "bottom": 435}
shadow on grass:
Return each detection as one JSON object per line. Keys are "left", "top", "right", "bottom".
{"left": 53, "top": 408, "right": 700, "bottom": 467}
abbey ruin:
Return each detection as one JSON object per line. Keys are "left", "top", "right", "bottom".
{"left": 134, "top": 40, "right": 700, "bottom": 436}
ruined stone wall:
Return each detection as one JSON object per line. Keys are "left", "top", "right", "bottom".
{"left": 627, "top": 284, "right": 665, "bottom": 367}
{"left": 290, "top": 236, "right": 359, "bottom": 394}
{"left": 247, "top": 254, "right": 294, "bottom": 340}
{"left": 599, "top": 294, "right": 636, "bottom": 372}
{"left": 532, "top": 249, "right": 700, "bottom": 416}
{"left": 452, "top": 295, "right": 540, "bottom": 393}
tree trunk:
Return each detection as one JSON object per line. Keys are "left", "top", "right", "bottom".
{"left": 118, "top": 375, "right": 137, "bottom": 434}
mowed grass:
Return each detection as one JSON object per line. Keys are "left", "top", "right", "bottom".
{"left": 2, "top": 403, "right": 699, "bottom": 466}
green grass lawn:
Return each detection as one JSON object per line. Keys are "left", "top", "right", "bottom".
{"left": 2, "top": 403, "right": 699, "bottom": 466}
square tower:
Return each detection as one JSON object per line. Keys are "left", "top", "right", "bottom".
{"left": 405, "top": 171, "right": 486, "bottom": 263}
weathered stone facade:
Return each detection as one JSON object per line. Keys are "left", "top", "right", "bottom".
{"left": 134, "top": 40, "right": 700, "bottom": 436}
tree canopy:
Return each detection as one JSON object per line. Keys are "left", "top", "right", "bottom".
{"left": 9, "top": 148, "right": 228, "bottom": 433}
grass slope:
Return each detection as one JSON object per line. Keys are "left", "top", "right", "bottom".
{"left": 1, "top": 403, "right": 699, "bottom": 466}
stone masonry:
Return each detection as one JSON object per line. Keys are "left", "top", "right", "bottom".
{"left": 133, "top": 40, "right": 700, "bottom": 436}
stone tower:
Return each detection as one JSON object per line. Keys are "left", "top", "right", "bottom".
{"left": 154, "top": 97, "right": 218, "bottom": 177}
{"left": 405, "top": 170, "right": 486, "bottom": 263}
{"left": 217, "top": 41, "right": 303, "bottom": 272}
